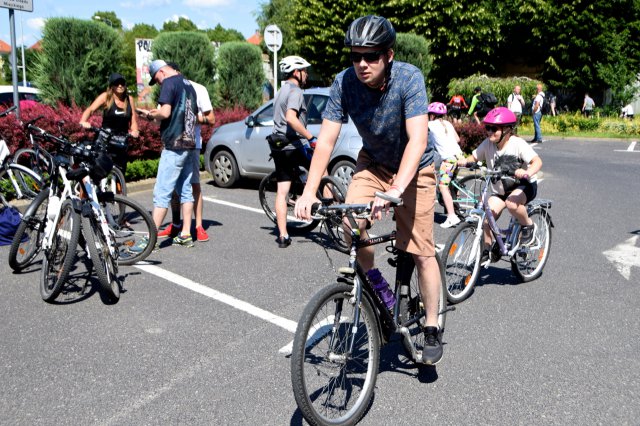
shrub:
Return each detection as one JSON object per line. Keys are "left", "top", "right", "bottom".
{"left": 216, "top": 42, "right": 264, "bottom": 110}
{"left": 454, "top": 121, "right": 486, "bottom": 153}
{"left": 151, "top": 31, "right": 217, "bottom": 106}
{"left": 32, "top": 18, "right": 123, "bottom": 108}
{"left": 394, "top": 33, "right": 431, "bottom": 84}
{"left": 448, "top": 75, "right": 542, "bottom": 106}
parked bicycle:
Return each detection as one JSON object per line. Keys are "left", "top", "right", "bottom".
{"left": 442, "top": 164, "right": 553, "bottom": 304}
{"left": 290, "top": 193, "right": 449, "bottom": 426}
{"left": 259, "top": 167, "right": 349, "bottom": 252}
{"left": 0, "top": 106, "right": 44, "bottom": 208}
{"left": 8, "top": 123, "right": 156, "bottom": 302}
{"left": 436, "top": 162, "right": 484, "bottom": 218}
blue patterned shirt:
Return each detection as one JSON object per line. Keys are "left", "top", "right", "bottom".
{"left": 323, "top": 61, "right": 432, "bottom": 172}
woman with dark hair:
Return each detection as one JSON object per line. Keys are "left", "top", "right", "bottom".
{"left": 80, "top": 73, "right": 139, "bottom": 173}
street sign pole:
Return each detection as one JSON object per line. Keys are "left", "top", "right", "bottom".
{"left": 264, "top": 25, "right": 282, "bottom": 98}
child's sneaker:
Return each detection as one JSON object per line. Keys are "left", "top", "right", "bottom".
{"left": 196, "top": 226, "right": 209, "bottom": 242}
{"left": 519, "top": 223, "right": 537, "bottom": 246}
{"left": 173, "top": 234, "right": 194, "bottom": 248}
{"left": 129, "top": 236, "right": 150, "bottom": 253}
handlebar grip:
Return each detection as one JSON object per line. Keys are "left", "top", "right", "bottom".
{"left": 374, "top": 191, "right": 403, "bottom": 207}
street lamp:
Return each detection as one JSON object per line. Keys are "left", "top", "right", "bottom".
{"left": 93, "top": 16, "right": 113, "bottom": 28}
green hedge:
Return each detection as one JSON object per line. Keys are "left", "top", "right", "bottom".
{"left": 448, "top": 75, "right": 543, "bottom": 105}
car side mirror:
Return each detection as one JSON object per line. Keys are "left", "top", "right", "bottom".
{"left": 245, "top": 116, "right": 255, "bottom": 127}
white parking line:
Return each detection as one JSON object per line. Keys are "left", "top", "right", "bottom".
{"left": 135, "top": 264, "right": 298, "bottom": 333}
{"left": 202, "top": 196, "right": 265, "bottom": 214}
{"left": 614, "top": 141, "right": 638, "bottom": 152}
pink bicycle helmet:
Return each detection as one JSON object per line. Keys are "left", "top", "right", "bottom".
{"left": 428, "top": 102, "right": 447, "bottom": 116}
{"left": 483, "top": 107, "right": 517, "bottom": 126}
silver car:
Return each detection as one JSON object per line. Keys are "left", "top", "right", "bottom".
{"left": 204, "top": 87, "right": 361, "bottom": 189}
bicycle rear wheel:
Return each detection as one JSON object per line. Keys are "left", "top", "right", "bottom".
{"left": 318, "top": 176, "right": 349, "bottom": 253}
{"left": 0, "top": 163, "right": 44, "bottom": 207}
{"left": 12, "top": 148, "right": 54, "bottom": 178}
{"left": 397, "top": 252, "right": 447, "bottom": 362}
{"left": 8, "top": 187, "right": 49, "bottom": 271}
{"left": 101, "top": 194, "right": 157, "bottom": 265}
{"left": 40, "top": 199, "right": 81, "bottom": 302}
{"left": 442, "top": 222, "right": 482, "bottom": 304}
{"left": 453, "top": 174, "right": 483, "bottom": 214}
{"left": 511, "top": 209, "right": 552, "bottom": 282}
{"left": 258, "top": 171, "right": 319, "bottom": 233}
{"left": 81, "top": 212, "right": 120, "bottom": 302}
{"left": 291, "top": 283, "right": 380, "bottom": 426}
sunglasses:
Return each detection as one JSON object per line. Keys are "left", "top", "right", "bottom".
{"left": 350, "top": 50, "right": 386, "bottom": 63}
{"left": 485, "top": 125, "right": 501, "bottom": 133}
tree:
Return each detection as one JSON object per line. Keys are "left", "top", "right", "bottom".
{"left": 162, "top": 17, "right": 198, "bottom": 32}
{"left": 216, "top": 42, "right": 264, "bottom": 110}
{"left": 32, "top": 18, "right": 123, "bottom": 107}
{"left": 91, "top": 11, "right": 123, "bottom": 30}
{"left": 152, "top": 31, "right": 218, "bottom": 105}
{"left": 206, "top": 24, "right": 244, "bottom": 43}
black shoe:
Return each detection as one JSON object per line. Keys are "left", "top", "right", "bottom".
{"left": 422, "top": 326, "right": 443, "bottom": 365}
{"left": 528, "top": 139, "right": 536, "bottom": 143}
{"left": 481, "top": 249, "right": 490, "bottom": 263}
{"left": 519, "top": 223, "right": 537, "bottom": 246}
{"left": 276, "top": 235, "right": 291, "bottom": 248}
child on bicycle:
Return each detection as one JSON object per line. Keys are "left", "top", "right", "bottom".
{"left": 428, "top": 102, "right": 464, "bottom": 228}
{"left": 457, "top": 107, "right": 542, "bottom": 259}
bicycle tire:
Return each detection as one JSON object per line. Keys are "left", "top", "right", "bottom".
{"left": 317, "top": 176, "right": 349, "bottom": 253}
{"left": 0, "top": 163, "right": 44, "bottom": 207}
{"left": 101, "top": 194, "right": 157, "bottom": 265}
{"left": 40, "top": 199, "right": 81, "bottom": 302}
{"left": 258, "top": 171, "right": 319, "bottom": 233}
{"left": 398, "top": 253, "right": 448, "bottom": 362}
{"left": 81, "top": 212, "right": 120, "bottom": 301}
{"left": 12, "top": 148, "right": 54, "bottom": 178}
{"left": 8, "top": 188, "right": 49, "bottom": 271}
{"left": 291, "top": 282, "right": 380, "bottom": 426}
{"left": 454, "top": 174, "right": 484, "bottom": 213}
{"left": 100, "top": 166, "right": 127, "bottom": 223}
{"left": 442, "top": 222, "right": 482, "bottom": 304}
{"left": 511, "top": 209, "right": 552, "bottom": 282}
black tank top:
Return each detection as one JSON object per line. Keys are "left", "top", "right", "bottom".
{"left": 102, "top": 98, "right": 132, "bottom": 135}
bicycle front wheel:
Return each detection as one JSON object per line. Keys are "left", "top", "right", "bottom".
{"left": 291, "top": 283, "right": 380, "bottom": 426}
{"left": 81, "top": 213, "right": 120, "bottom": 302}
{"left": 40, "top": 199, "right": 81, "bottom": 302}
{"left": 101, "top": 194, "right": 157, "bottom": 265}
{"left": 511, "top": 209, "right": 552, "bottom": 282}
{"left": 8, "top": 187, "right": 49, "bottom": 271}
{"left": 442, "top": 222, "right": 482, "bottom": 304}
{"left": 318, "top": 176, "right": 349, "bottom": 253}
{"left": 397, "top": 252, "right": 447, "bottom": 362}
{"left": 258, "top": 171, "right": 319, "bottom": 233}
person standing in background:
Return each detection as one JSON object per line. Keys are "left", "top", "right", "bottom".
{"left": 529, "top": 84, "right": 544, "bottom": 144}
{"left": 582, "top": 93, "right": 595, "bottom": 117}
{"left": 507, "top": 85, "right": 525, "bottom": 134}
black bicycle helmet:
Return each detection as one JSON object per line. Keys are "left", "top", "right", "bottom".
{"left": 344, "top": 15, "right": 396, "bottom": 49}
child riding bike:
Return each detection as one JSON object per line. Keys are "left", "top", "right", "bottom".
{"left": 427, "top": 102, "right": 465, "bottom": 228}
{"left": 457, "top": 107, "right": 543, "bottom": 261}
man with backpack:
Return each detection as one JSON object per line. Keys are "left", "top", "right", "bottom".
{"left": 468, "top": 86, "right": 498, "bottom": 124}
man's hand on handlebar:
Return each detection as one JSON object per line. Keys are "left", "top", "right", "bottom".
{"left": 370, "top": 186, "right": 402, "bottom": 222}
{"left": 295, "top": 192, "right": 320, "bottom": 221}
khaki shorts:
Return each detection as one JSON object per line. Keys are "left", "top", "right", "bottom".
{"left": 345, "top": 150, "right": 436, "bottom": 257}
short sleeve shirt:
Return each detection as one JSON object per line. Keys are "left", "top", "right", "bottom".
{"left": 158, "top": 75, "right": 198, "bottom": 150}
{"left": 189, "top": 80, "right": 213, "bottom": 150}
{"left": 322, "top": 61, "right": 432, "bottom": 172}
{"left": 473, "top": 135, "right": 539, "bottom": 194}
{"left": 428, "top": 119, "right": 462, "bottom": 160}
{"left": 273, "top": 81, "right": 307, "bottom": 142}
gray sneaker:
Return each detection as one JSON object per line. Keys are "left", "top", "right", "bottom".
{"left": 422, "top": 326, "right": 443, "bottom": 365}
{"left": 519, "top": 223, "right": 537, "bottom": 246}
{"left": 129, "top": 235, "right": 149, "bottom": 254}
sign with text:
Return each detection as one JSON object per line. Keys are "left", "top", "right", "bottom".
{"left": 0, "top": 0, "right": 33, "bottom": 12}
{"left": 135, "top": 38, "right": 154, "bottom": 106}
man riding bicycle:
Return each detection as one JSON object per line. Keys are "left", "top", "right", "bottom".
{"left": 269, "top": 55, "right": 317, "bottom": 248}
{"left": 458, "top": 107, "right": 543, "bottom": 261}
{"left": 294, "top": 15, "right": 444, "bottom": 365}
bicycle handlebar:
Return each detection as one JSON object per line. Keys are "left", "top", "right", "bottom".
{"left": 311, "top": 191, "right": 403, "bottom": 219}
{"left": 0, "top": 105, "right": 18, "bottom": 118}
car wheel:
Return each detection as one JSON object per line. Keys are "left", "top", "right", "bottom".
{"left": 330, "top": 160, "right": 355, "bottom": 190}
{"left": 210, "top": 150, "right": 239, "bottom": 188}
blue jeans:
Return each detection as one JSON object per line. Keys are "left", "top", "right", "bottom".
{"left": 153, "top": 149, "right": 194, "bottom": 208}
{"left": 533, "top": 111, "right": 542, "bottom": 141}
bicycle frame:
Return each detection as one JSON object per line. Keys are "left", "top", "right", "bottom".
{"left": 78, "top": 176, "right": 118, "bottom": 261}
{"left": 42, "top": 162, "right": 79, "bottom": 251}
